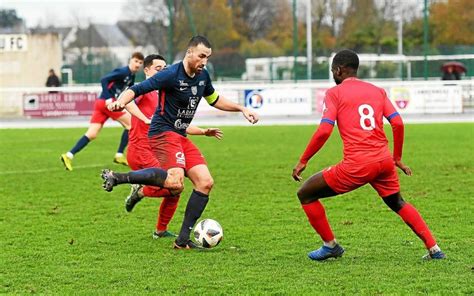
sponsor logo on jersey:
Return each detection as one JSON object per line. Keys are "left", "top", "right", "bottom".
{"left": 189, "top": 98, "right": 198, "bottom": 109}
{"left": 174, "top": 119, "right": 190, "bottom": 130}
{"left": 177, "top": 109, "right": 196, "bottom": 118}
{"left": 175, "top": 152, "right": 185, "bottom": 165}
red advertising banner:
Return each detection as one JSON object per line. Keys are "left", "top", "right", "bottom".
{"left": 23, "top": 92, "right": 98, "bottom": 117}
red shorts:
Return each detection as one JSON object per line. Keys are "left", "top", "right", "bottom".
{"left": 90, "top": 99, "right": 126, "bottom": 124}
{"left": 149, "top": 131, "right": 206, "bottom": 171}
{"left": 323, "top": 157, "right": 400, "bottom": 197}
{"left": 127, "top": 143, "right": 160, "bottom": 171}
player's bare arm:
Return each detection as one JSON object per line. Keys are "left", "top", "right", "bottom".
{"left": 386, "top": 105, "right": 411, "bottom": 176}
{"left": 292, "top": 122, "right": 334, "bottom": 182}
{"left": 186, "top": 126, "right": 223, "bottom": 140}
{"left": 108, "top": 89, "right": 136, "bottom": 111}
{"left": 125, "top": 101, "right": 151, "bottom": 124}
{"left": 212, "top": 95, "right": 259, "bottom": 124}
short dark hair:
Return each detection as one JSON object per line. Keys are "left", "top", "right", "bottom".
{"left": 332, "top": 49, "right": 359, "bottom": 70}
{"left": 143, "top": 54, "right": 166, "bottom": 68}
{"left": 131, "top": 52, "right": 145, "bottom": 61}
{"left": 187, "top": 35, "right": 212, "bottom": 49}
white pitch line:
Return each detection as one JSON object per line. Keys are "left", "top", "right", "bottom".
{"left": 0, "top": 164, "right": 108, "bottom": 175}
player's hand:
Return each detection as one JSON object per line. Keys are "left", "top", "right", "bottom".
{"left": 108, "top": 100, "right": 125, "bottom": 112}
{"left": 204, "top": 128, "right": 223, "bottom": 140}
{"left": 242, "top": 108, "right": 259, "bottom": 124}
{"left": 292, "top": 161, "right": 306, "bottom": 182}
{"left": 395, "top": 159, "right": 412, "bottom": 176}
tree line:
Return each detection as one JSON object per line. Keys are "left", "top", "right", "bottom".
{"left": 123, "top": 0, "right": 472, "bottom": 78}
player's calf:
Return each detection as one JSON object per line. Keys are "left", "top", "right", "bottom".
{"left": 100, "top": 168, "right": 183, "bottom": 192}
{"left": 384, "top": 193, "right": 445, "bottom": 259}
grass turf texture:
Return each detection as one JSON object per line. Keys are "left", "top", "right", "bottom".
{"left": 1, "top": 123, "right": 473, "bottom": 294}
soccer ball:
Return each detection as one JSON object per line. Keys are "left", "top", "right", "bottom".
{"left": 193, "top": 219, "right": 223, "bottom": 248}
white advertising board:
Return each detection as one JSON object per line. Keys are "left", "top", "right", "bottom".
{"left": 195, "top": 89, "right": 240, "bottom": 116}
{"left": 388, "top": 85, "right": 463, "bottom": 114}
{"left": 244, "top": 88, "right": 312, "bottom": 116}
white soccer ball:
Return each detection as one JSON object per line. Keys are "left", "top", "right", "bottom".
{"left": 193, "top": 219, "right": 223, "bottom": 248}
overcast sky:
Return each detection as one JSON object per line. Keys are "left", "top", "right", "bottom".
{"left": 2, "top": 0, "right": 130, "bottom": 27}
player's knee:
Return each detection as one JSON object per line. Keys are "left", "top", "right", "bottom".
{"left": 201, "top": 176, "right": 214, "bottom": 192}
{"left": 175, "top": 178, "right": 185, "bottom": 194}
{"left": 297, "top": 188, "right": 318, "bottom": 204}
{"left": 383, "top": 193, "right": 406, "bottom": 212}
{"left": 85, "top": 132, "right": 97, "bottom": 140}
{"left": 194, "top": 176, "right": 213, "bottom": 194}
{"left": 173, "top": 184, "right": 185, "bottom": 195}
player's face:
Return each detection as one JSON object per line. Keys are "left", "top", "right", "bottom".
{"left": 129, "top": 58, "right": 144, "bottom": 73}
{"left": 331, "top": 65, "right": 342, "bottom": 85}
{"left": 187, "top": 44, "right": 212, "bottom": 75}
{"left": 144, "top": 59, "right": 167, "bottom": 78}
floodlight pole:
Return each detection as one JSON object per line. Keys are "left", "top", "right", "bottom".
{"left": 293, "top": 0, "right": 298, "bottom": 82}
{"left": 423, "top": 0, "right": 429, "bottom": 80}
{"left": 167, "top": 0, "right": 174, "bottom": 64}
{"left": 183, "top": 0, "right": 197, "bottom": 36}
{"left": 398, "top": 0, "right": 403, "bottom": 79}
{"left": 306, "top": 0, "right": 312, "bottom": 81}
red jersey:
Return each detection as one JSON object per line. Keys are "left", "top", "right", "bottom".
{"left": 129, "top": 91, "right": 159, "bottom": 148}
{"left": 300, "top": 78, "right": 403, "bottom": 165}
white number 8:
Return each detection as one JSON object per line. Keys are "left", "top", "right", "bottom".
{"left": 358, "top": 104, "right": 375, "bottom": 130}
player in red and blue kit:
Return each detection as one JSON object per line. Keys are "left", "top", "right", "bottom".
{"left": 106, "top": 36, "right": 259, "bottom": 249}
{"left": 292, "top": 49, "right": 445, "bottom": 261}
{"left": 60, "top": 52, "right": 144, "bottom": 171}
{"left": 110, "top": 54, "right": 222, "bottom": 239}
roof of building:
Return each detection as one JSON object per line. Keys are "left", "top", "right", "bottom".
{"left": 94, "top": 24, "right": 133, "bottom": 47}
{"left": 69, "top": 24, "right": 133, "bottom": 48}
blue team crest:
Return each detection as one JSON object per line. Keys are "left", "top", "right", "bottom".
{"left": 191, "top": 86, "right": 198, "bottom": 95}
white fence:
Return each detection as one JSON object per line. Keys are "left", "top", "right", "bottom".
{"left": 1, "top": 80, "right": 473, "bottom": 118}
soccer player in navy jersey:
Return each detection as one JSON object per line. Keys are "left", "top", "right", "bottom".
{"left": 60, "top": 52, "right": 144, "bottom": 171}
{"left": 292, "top": 49, "right": 445, "bottom": 261}
{"left": 105, "top": 36, "right": 259, "bottom": 249}
{"left": 105, "top": 53, "right": 223, "bottom": 239}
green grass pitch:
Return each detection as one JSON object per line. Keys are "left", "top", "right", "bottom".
{"left": 1, "top": 123, "right": 473, "bottom": 294}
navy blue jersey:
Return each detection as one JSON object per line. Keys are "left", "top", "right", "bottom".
{"left": 130, "top": 62, "right": 218, "bottom": 137}
{"left": 99, "top": 66, "right": 135, "bottom": 99}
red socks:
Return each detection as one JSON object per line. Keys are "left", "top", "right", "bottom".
{"left": 302, "top": 200, "right": 437, "bottom": 250}
{"left": 302, "top": 201, "right": 335, "bottom": 242}
{"left": 156, "top": 197, "right": 180, "bottom": 232}
{"left": 143, "top": 186, "right": 173, "bottom": 198}
{"left": 139, "top": 186, "right": 179, "bottom": 232}
{"left": 397, "top": 203, "right": 436, "bottom": 249}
